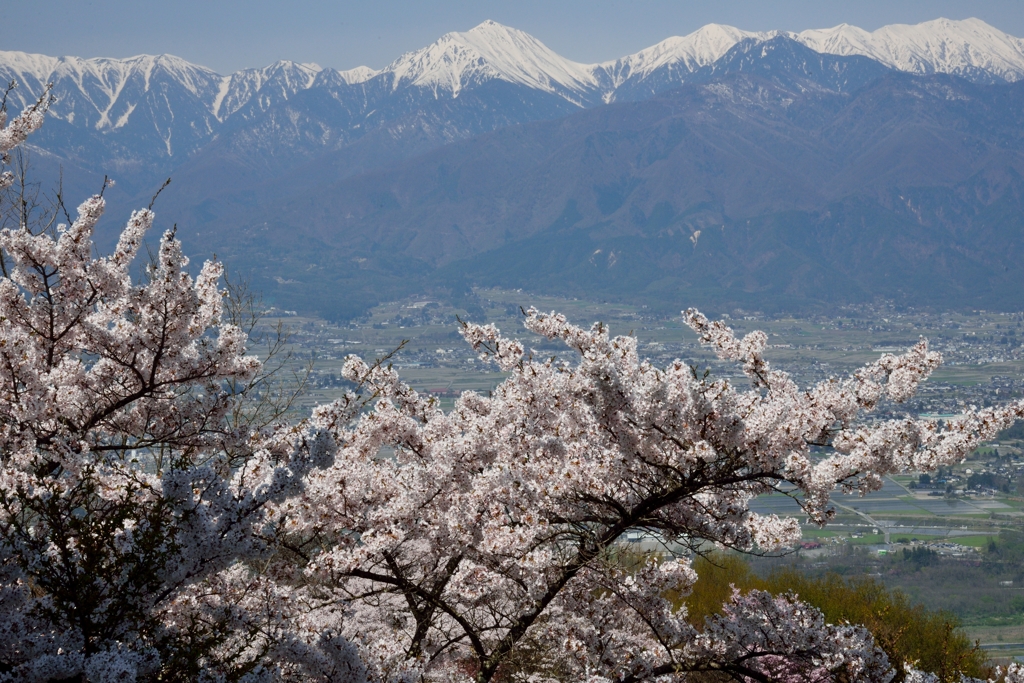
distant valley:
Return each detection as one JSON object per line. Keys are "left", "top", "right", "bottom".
{"left": 3, "top": 17, "right": 1024, "bottom": 318}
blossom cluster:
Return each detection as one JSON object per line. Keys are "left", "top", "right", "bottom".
{"left": 274, "top": 306, "right": 1022, "bottom": 681}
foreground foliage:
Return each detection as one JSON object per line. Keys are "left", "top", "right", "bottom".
{"left": 2, "top": 90, "right": 1024, "bottom": 683}
{"left": 680, "top": 554, "right": 989, "bottom": 682}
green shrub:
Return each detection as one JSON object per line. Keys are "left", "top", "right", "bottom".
{"left": 677, "top": 554, "right": 990, "bottom": 682}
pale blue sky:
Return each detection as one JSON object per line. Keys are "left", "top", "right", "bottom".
{"left": 4, "top": 0, "right": 1023, "bottom": 74}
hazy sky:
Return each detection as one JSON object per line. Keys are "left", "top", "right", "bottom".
{"left": 4, "top": 0, "right": 1023, "bottom": 74}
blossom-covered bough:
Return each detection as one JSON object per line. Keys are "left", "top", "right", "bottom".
{"left": 284, "top": 309, "right": 1024, "bottom": 682}
{"left": 2, "top": 90, "right": 1024, "bottom": 683}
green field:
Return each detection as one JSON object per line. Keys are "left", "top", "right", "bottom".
{"left": 949, "top": 535, "right": 1000, "bottom": 548}
{"left": 890, "top": 534, "right": 946, "bottom": 543}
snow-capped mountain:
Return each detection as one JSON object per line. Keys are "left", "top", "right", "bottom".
{"left": 0, "top": 50, "right": 341, "bottom": 187}
{"left": 0, "top": 50, "right": 326, "bottom": 128}
{"left": 380, "top": 20, "right": 599, "bottom": 104}
{"left": 591, "top": 24, "right": 766, "bottom": 100}
{"left": 358, "top": 17, "right": 1024, "bottom": 107}
{"left": 595, "top": 17, "right": 1024, "bottom": 101}
{"left": 793, "top": 18, "right": 1024, "bottom": 83}
{"left": 261, "top": 16, "right": 1024, "bottom": 113}
{"left": 2, "top": 17, "right": 1023, "bottom": 193}
{"left": 0, "top": 53, "right": 226, "bottom": 183}
{"left": 0, "top": 52, "right": 222, "bottom": 130}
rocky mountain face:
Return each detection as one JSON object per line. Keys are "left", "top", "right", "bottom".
{"left": 0, "top": 52, "right": 324, "bottom": 187}
{"left": 2, "top": 18, "right": 1023, "bottom": 318}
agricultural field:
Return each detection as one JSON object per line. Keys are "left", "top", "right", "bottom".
{"left": 263, "top": 288, "right": 1024, "bottom": 409}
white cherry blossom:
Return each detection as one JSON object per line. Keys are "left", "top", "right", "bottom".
{"left": 278, "top": 307, "right": 1022, "bottom": 681}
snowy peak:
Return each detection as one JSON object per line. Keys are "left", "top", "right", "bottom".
{"left": 794, "top": 17, "right": 1024, "bottom": 82}
{"left": 17, "top": 53, "right": 223, "bottom": 131}
{"left": 594, "top": 24, "right": 766, "bottom": 88}
{"left": 382, "top": 20, "right": 598, "bottom": 99}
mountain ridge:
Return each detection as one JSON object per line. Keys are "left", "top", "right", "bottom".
{"left": 793, "top": 17, "right": 1024, "bottom": 83}
{"left": 4, "top": 17, "right": 1019, "bottom": 188}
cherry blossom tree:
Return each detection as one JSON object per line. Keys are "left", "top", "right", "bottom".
{"left": 3, "top": 87, "right": 1024, "bottom": 683}
{"left": 0, "top": 92, "right": 362, "bottom": 682}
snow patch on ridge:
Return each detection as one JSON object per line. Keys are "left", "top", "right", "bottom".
{"left": 335, "top": 65, "right": 379, "bottom": 85}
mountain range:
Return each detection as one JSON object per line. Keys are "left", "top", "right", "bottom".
{"left": 3, "top": 18, "right": 1024, "bottom": 318}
